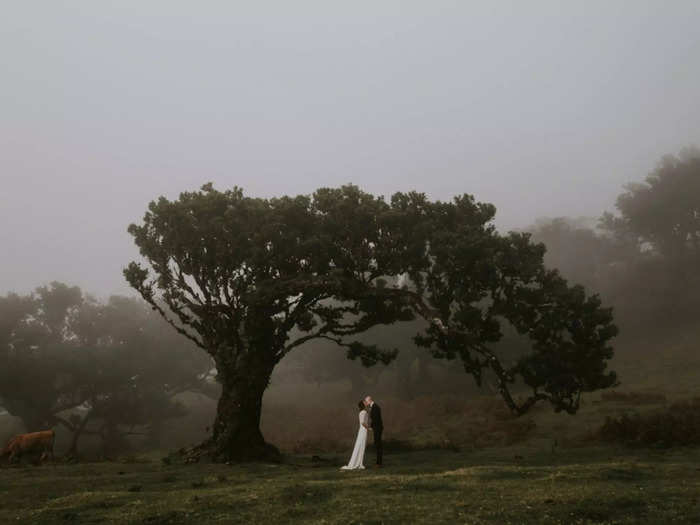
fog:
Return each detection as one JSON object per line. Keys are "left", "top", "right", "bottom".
{"left": 2, "top": 1, "right": 699, "bottom": 296}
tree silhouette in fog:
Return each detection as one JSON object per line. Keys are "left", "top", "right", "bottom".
{"left": 125, "top": 185, "right": 434, "bottom": 460}
{"left": 524, "top": 148, "right": 700, "bottom": 348}
{"left": 600, "top": 148, "right": 700, "bottom": 332}
{"left": 602, "top": 148, "right": 700, "bottom": 259}
{"left": 0, "top": 283, "right": 211, "bottom": 457}
{"left": 125, "top": 184, "right": 618, "bottom": 461}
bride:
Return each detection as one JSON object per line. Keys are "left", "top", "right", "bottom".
{"left": 340, "top": 400, "right": 370, "bottom": 470}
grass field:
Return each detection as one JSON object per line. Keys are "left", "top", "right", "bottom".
{"left": 1, "top": 443, "right": 700, "bottom": 524}
{"left": 3, "top": 343, "right": 700, "bottom": 524}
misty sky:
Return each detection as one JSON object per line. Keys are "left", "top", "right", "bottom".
{"left": 2, "top": 1, "right": 699, "bottom": 297}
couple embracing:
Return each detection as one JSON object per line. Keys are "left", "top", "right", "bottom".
{"left": 340, "top": 395, "right": 383, "bottom": 470}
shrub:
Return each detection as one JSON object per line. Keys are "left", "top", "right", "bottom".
{"left": 598, "top": 397, "right": 700, "bottom": 447}
{"left": 600, "top": 390, "right": 667, "bottom": 405}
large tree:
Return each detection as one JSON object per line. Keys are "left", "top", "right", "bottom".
{"left": 125, "top": 184, "right": 618, "bottom": 461}
{"left": 125, "top": 185, "right": 434, "bottom": 460}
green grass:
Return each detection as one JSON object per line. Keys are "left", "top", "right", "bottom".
{"left": 2, "top": 445, "right": 700, "bottom": 524}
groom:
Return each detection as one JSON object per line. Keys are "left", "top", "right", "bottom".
{"left": 364, "top": 396, "right": 383, "bottom": 467}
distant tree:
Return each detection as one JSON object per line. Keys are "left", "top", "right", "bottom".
{"left": 283, "top": 314, "right": 432, "bottom": 400}
{"left": 63, "top": 295, "right": 211, "bottom": 456}
{"left": 600, "top": 148, "right": 700, "bottom": 330}
{"left": 0, "top": 284, "right": 211, "bottom": 457}
{"left": 0, "top": 283, "right": 84, "bottom": 433}
{"left": 526, "top": 218, "right": 652, "bottom": 333}
{"left": 528, "top": 217, "right": 633, "bottom": 292}
{"left": 601, "top": 148, "right": 700, "bottom": 260}
{"left": 125, "top": 184, "right": 618, "bottom": 461}
{"left": 284, "top": 318, "right": 472, "bottom": 402}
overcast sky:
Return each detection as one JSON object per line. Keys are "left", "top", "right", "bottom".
{"left": 2, "top": 1, "right": 699, "bottom": 297}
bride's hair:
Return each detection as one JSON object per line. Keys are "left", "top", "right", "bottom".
{"left": 358, "top": 400, "right": 365, "bottom": 411}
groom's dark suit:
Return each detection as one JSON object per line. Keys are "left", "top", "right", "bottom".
{"left": 370, "top": 402, "right": 383, "bottom": 465}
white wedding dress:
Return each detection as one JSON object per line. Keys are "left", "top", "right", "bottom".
{"left": 341, "top": 409, "right": 368, "bottom": 470}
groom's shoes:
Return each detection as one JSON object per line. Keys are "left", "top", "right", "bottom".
{"left": 373, "top": 464, "right": 383, "bottom": 468}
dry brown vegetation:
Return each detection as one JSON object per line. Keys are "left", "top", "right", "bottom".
{"left": 261, "top": 395, "right": 537, "bottom": 454}
{"left": 600, "top": 390, "right": 668, "bottom": 405}
{"left": 598, "top": 396, "right": 700, "bottom": 448}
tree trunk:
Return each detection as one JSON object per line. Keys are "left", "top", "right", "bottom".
{"left": 203, "top": 356, "right": 279, "bottom": 462}
{"left": 102, "top": 421, "right": 131, "bottom": 458}
{"left": 66, "top": 411, "right": 92, "bottom": 458}
{"left": 146, "top": 420, "right": 164, "bottom": 449}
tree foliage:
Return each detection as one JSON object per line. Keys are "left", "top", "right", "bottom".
{"left": 404, "top": 202, "right": 618, "bottom": 415}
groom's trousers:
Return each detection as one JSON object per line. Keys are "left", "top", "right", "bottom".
{"left": 374, "top": 428, "right": 383, "bottom": 465}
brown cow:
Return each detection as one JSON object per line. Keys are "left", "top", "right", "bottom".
{"left": 1, "top": 430, "right": 55, "bottom": 464}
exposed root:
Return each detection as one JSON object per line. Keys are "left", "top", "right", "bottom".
{"left": 174, "top": 438, "right": 282, "bottom": 464}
